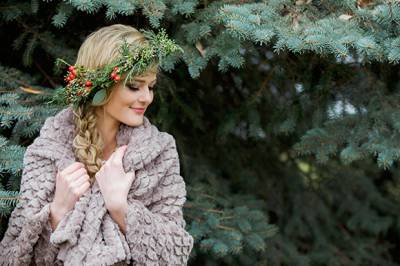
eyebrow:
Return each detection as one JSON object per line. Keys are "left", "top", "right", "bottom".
{"left": 134, "top": 78, "right": 157, "bottom": 83}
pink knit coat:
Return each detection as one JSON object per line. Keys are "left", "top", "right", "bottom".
{"left": 0, "top": 107, "right": 194, "bottom": 265}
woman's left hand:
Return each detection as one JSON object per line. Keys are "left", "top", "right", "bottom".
{"left": 95, "top": 145, "right": 135, "bottom": 211}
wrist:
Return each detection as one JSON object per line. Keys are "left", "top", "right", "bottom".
{"left": 50, "top": 202, "right": 68, "bottom": 219}
{"left": 49, "top": 202, "right": 62, "bottom": 231}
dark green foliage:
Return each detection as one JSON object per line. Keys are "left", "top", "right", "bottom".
{"left": 1, "top": 0, "right": 400, "bottom": 265}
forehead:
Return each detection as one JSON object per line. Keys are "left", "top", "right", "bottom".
{"left": 129, "top": 72, "right": 157, "bottom": 82}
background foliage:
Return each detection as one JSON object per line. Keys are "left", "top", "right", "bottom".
{"left": 1, "top": 0, "right": 400, "bottom": 265}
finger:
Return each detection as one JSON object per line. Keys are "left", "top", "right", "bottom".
{"left": 76, "top": 181, "right": 91, "bottom": 195}
{"left": 62, "top": 162, "right": 85, "bottom": 175}
{"left": 66, "top": 168, "right": 88, "bottom": 182}
{"left": 71, "top": 175, "right": 90, "bottom": 187}
{"left": 110, "top": 145, "right": 128, "bottom": 164}
{"left": 95, "top": 168, "right": 104, "bottom": 179}
{"left": 126, "top": 171, "right": 135, "bottom": 180}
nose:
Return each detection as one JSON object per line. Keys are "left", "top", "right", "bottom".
{"left": 138, "top": 86, "right": 152, "bottom": 103}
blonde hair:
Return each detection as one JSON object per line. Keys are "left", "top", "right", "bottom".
{"left": 72, "top": 24, "right": 159, "bottom": 184}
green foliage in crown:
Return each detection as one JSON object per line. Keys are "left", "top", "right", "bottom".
{"left": 49, "top": 28, "right": 183, "bottom": 110}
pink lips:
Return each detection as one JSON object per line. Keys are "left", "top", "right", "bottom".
{"left": 130, "top": 107, "right": 145, "bottom": 114}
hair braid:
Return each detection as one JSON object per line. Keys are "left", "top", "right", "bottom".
{"left": 72, "top": 105, "right": 104, "bottom": 184}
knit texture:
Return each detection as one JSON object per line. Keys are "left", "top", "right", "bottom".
{"left": 0, "top": 107, "right": 194, "bottom": 265}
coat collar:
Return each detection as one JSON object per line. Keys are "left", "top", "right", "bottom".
{"left": 27, "top": 106, "right": 168, "bottom": 178}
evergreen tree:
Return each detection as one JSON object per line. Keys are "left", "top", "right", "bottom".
{"left": 1, "top": 0, "right": 400, "bottom": 265}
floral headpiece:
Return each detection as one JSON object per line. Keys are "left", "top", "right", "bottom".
{"left": 49, "top": 28, "right": 183, "bottom": 110}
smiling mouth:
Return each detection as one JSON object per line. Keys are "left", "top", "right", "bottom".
{"left": 129, "top": 107, "right": 145, "bottom": 113}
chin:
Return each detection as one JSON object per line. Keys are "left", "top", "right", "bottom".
{"left": 124, "top": 116, "right": 143, "bottom": 127}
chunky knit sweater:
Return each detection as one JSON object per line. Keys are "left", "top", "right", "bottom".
{"left": 0, "top": 107, "right": 194, "bottom": 265}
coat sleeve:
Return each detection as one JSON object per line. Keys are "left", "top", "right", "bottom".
{"left": 0, "top": 148, "right": 60, "bottom": 266}
{"left": 123, "top": 137, "right": 194, "bottom": 265}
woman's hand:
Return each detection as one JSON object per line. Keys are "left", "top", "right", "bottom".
{"left": 95, "top": 145, "right": 135, "bottom": 211}
{"left": 53, "top": 162, "right": 91, "bottom": 214}
{"left": 50, "top": 162, "right": 91, "bottom": 230}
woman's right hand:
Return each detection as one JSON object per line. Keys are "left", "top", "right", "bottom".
{"left": 51, "top": 162, "right": 91, "bottom": 217}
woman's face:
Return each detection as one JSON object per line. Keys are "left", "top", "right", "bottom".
{"left": 99, "top": 71, "right": 157, "bottom": 127}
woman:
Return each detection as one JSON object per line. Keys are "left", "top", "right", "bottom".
{"left": 0, "top": 24, "right": 194, "bottom": 265}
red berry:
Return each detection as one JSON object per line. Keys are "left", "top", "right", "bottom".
{"left": 72, "top": 70, "right": 77, "bottom": 75}
{"left": 69, "top": 73, "right": 75, "bottom": 79}
{"left": 110, "top": 72, "right": 117, "bottom": 79}
{"left": 85, "top": 81, "right": 92, "bottom": 87}
{"left": 68, "top": 66, "right": 75, "bottom": 71}
{"left": 114, "top": 75, "right": 121, "bottom": 81}
{"left": 114, "top": 66, "right": 119, "bottom": 71}
{"left": 66, "top": 76, "right": 71, "bottom": 81}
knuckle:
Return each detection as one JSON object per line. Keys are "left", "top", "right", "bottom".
{"left": 63, "top": 176, "right": 70, "bottom": 184}
{"left": 67, "top": 175, "right": 74, "bottom": 182}
{"left": 72, "top": 189, "right": 80, "bottom": 197}
{"left": 69, "top": 179, "right": 78, "bottom": 187}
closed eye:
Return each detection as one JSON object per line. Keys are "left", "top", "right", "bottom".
{"left": 128, "top": 86, "right": 139, "bottom": 91}
{"left": 128, "top": 85, "right": 155, "bottom": 91}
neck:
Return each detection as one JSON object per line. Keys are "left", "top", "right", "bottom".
{"left": 95, "top": 107, "right": 120, "bottom": 149}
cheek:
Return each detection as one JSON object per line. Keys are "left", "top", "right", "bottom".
{"left": 104, "top": 89, "right": 130, "bottom": 113}
{"left": 115, "top": 88, "right": 134, "bottom": 105}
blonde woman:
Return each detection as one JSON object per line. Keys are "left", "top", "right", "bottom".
{"left": 0, "top": 24, "right": 194, "bottom": 265}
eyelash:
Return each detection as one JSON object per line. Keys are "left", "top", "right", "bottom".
{"left": 128, "top": 85, "right": 155, "bottom": 91}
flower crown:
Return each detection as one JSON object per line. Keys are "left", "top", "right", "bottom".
{"left": 49, "top": 28, "right": 183, "bottom": 110}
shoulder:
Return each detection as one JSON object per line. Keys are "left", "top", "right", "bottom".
{"left": 159, "top": 131, "right": 176, "bottom": 148}
{"left": 144, "top": 117, "right": 177, "bottom": 150}
{"left": 39, "top": 107, "right": 75, "bottom": 140}
{"left": 157, "top": 131, "right": 178, "bottom": 157}
{"left": 147, "top": 122, "right": 181, "bottom": 164}
{"left": 157, "top": 131, "right": 180, "bottom": 163}
{"left": 25, "top": 107, "right": 75, "bottom": 158}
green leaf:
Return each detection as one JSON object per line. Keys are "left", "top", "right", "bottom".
{"left": 91, "top": 88, "right": 107, "bottom": 106}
